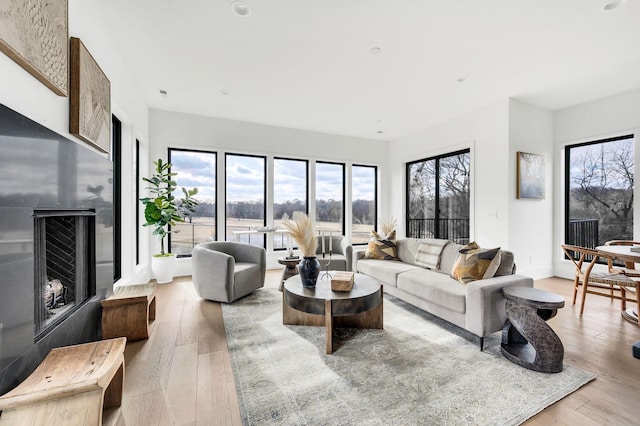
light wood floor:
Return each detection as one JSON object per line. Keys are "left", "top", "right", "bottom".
{"left": 119, "top": 272, "right": 640, "bottom": 426}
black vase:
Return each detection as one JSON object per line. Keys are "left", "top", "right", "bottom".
{"left": 298, "top": 256, "right": 320, "bottom": 288}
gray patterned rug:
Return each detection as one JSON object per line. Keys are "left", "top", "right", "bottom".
{"left": 222, "top": 289, "right": 595, "bottom": 426}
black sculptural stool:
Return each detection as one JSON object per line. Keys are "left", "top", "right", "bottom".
{"left": 501, "top": 286, "right": 565, "bottom": 373}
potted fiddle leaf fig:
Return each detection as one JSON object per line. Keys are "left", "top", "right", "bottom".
{"left": 141, "top": 158, "right": 199, "bottom": 283}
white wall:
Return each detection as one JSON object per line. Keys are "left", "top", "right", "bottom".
{"left": 388, "top": 100, "right": 510, "bottom": 247}
{"left": 0, "top": 2, "right": 149, "bottom": 286}
{"left": 507, "top": 99, "right": 554, "bottom": 278}
{"left": 553, "top": 88, "right": 640, "bottom": 279}
{"left": 148, "top": 109, "right": 389, "bottom": 274}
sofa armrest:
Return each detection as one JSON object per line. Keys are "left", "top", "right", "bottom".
{"left": 354, "top": 249, "right": 367, "bottom": 272}
{"left": 341, "top": 238, "right": 353, "bottom": 271}
{"left": 192, "top": 246, "right": 235, "bottom": 300}
{"left": 465, "top": 274, "right": 534, "bottom": 337}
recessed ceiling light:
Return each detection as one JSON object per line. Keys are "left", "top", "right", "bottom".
{"left": 369, "top": 47, "right": 382, "bottom": 55}
{"left": 231, "top": 1, "right": 251, "bottom": 16}
{"left": 159, "top": 89, "right": 168, "bottom": 96}
{"left": 456, "top": 77, "right": 466, "bottom": 83}
{"left": 377, "top": 130, "right": 383, "bottom": 134}
{"left": 220, "top": 89, "right": 230, "bottom": 96}
{"left": 604, "top": 0, "right": 626, "bottom": 10}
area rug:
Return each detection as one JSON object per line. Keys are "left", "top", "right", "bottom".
{"left": 222, "top": 289, "right": 595, "bottom": 425}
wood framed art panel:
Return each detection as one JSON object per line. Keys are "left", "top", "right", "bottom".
{"left": 0, "top": 0, "right": 68, "bottom": 96}
{"left": 516, "top": 151, "right": 545, "bottom": 200}
{"left": 69, "top": 37, "right": 111, "bottom": 154}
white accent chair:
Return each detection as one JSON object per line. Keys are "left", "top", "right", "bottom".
{"left": 192, "top": 242, "right": 266, "bottom": 303}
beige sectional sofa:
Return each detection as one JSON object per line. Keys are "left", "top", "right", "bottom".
{"left": 355, "top": 238, "right": 533, "bottom": 350}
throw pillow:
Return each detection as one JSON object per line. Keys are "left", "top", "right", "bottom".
{"left": 451, "top": 241, "right": 501, "bottom": 284}
{"left": 364, "top": 230, "right": 398, "bottom": 260}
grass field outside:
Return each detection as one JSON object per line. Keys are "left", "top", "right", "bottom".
{"left": 170, "top": 217, "right": 373, "bottom": 255}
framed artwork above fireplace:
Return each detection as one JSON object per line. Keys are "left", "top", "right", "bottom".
{"left": 69, "top": 37, "right": 111, "bottom": 154}
{"left": 0, "top": 0, "right": 68, "bottom": 96}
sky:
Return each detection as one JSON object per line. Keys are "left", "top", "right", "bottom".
{"left": 170, "top": 150, "right": 376, "bottom": 204}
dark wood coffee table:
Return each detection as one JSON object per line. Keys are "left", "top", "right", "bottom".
{"left": 501, "top": 286, "right": 565, "bottom": 373}
{"left": 283, "top": 273, "right": 383, "bottom": 354}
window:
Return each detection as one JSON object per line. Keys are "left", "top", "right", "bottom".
{"left": 565, "top": 135, "right": 634, "bottom": 248}
{"left": 274, "top": 158, "right": 308, "bottom": 250}
{"left": 406, "top": 149, "right": 470, "bottom": 244}
{"left": 226, "top": 153, "right": 266, "bottom": 247}
{"left": 316, "top": 161, "right": 345, "bottom": 236}
{"left": 352, "top": 165, "right": 377, "bottom": 244}
{"left": 168, "top": 149, "right": 217, "bottom": 256}
{"left": 112, "top": 115, "right": 121, "bottom": 281}
{"left": 135, "top": 139, "right": 140, "bottom": 265}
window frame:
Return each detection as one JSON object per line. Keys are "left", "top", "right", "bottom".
{"left": 564, "top": 134, "right": 634, "bottom": 248}
{"left": 273, "top": 157, "right": 309, "bottom": 251}
{"left": 405, "top": 148, "right": 470, "bottom": 241}
{"left": 112, "top": 115, "right": 121, "bottom": 282}
{"left": 167, "top": 147, "right": 218, "bottom": 257}
{"left": 351, "top": 164, "right": 378, "bottom": 245}
{"left": 315, "top": 160, "right": 346, "bottom": 237}
{"left": 225, "top": 152, "right": 267, "bottom": 247}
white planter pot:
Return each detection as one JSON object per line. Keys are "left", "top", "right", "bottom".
{"left": 151, "top": 254, "right": 177, "bottom": 284}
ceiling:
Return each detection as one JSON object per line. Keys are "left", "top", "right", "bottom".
{"left": 92, "top": 0, "right": 640, "bottom": 141}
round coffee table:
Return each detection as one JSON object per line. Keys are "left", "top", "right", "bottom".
{"left": 277, "top": 256, "right": 300, "bottom": 291}
{"left": 501, "top": 286, "right": 565, "bottom": 373}
{"left": 283, "top": 273, "right": 383, "bottom": 354}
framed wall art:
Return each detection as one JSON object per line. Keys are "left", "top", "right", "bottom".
{"left": 516, "top": 151, "right": 545, "bottom": 200}
{"left": 0, "top": 0, "right": 68, "bottom": 96}
{"left": 69, "top": 37, "right": 111, "bottom": 154}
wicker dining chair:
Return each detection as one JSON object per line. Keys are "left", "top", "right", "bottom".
{"left": 561, "top": 244, "right": 638, "bottom": 315}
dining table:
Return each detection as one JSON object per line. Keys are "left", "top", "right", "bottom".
{"left": 595, "top": 244, "right": 640, "bottom": 325}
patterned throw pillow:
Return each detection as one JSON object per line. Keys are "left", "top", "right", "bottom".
{"left": 451, "top": 241, "right": 501, "bottom": 284}
{"left": 364, "top": 230, "right": 398, "bottom": 260}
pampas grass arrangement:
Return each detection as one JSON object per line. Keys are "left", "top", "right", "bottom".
{"left": 379, "top": 217, "right": 397, "bottom": 238}
{"left": 281, "top": 211, "right": 317, "bottom": 257}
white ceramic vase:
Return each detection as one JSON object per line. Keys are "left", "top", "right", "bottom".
{"left": 151, "top": 254, "right": 176, "bottom": 284}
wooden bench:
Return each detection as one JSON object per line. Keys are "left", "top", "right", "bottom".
{"left": 0, "top": 337, "right": 126, "bottom": 426}
{"left": 101, "top": 283, "right": 156, "bottom": 341}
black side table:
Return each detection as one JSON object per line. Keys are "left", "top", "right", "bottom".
{"left": 501, "top": 286, "right": 565, "bottom": 373}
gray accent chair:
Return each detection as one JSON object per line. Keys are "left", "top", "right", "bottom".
{"left": 192, "top": 241, "right": 266, "bottom": 303}
{"left": 315, "top": 235, "right": 353, "bottom": 271}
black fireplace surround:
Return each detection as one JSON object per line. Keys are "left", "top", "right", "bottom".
{"left": 0, "top": 104, "right": 114, "bottom": 396}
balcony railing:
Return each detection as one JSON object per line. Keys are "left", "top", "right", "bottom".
{"left": 567, "top": 219, "right": 599, "bottom": 249}
{"left": 407, "top": 218, "right": 469, "bottom": 244}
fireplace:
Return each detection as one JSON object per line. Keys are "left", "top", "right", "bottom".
{"left": 0, "top": 103, "right": 113, "bottom": 397}
{"left": 33, "top": 210, "right": 96, "bottom": 340}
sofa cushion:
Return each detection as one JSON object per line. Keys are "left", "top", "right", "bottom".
{"left": 451, "top": 242, "right": 501, "bottom": 284}
{"left": 494, "top": 250, "right": 515, "bottom": 276}
{"left": 396, "top": 270, "right": 466, "bottom": 314}
{"left": 356, "top": 259, "right": 420, "bottom": 287}
{"left": 365, "top": 230, "right": 398, "bottom": 260}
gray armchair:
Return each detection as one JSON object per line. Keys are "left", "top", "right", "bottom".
{"left": 192, "top": 241, "right": 266, "bottom": 303}
{"left": 315, "top": 235, "right": 353, "bottom": 271}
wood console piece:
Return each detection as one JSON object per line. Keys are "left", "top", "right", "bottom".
{"left": 0, "top": 337, "right": 126, "bottom": 426}
{"left": 101, "top": 283, "right": 156, "bottom": 341}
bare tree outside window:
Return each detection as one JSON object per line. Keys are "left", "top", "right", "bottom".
{"left": 566, "top": 135, "right": 634, "bottom": 247}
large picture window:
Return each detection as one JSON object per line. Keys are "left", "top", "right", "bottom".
{"left": 316, "top": 161, "right": 345, "bottom": 236}
{"left": 406, "top": 149, "right": 470, "bottom": 243}
{"left": 168, "top": 149, "right": 217, "bottom": 256}
{"left": 226, "top": 153, "right": 266, "bottom": 247}
{"left": 565, "top": 135, "right": 634, "bottom": 248}
{"left": 352, "top": 165, "right": 377, "bottom": 245}
{"left": 274, "top": 158, "right": 308, "bottom": 250}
